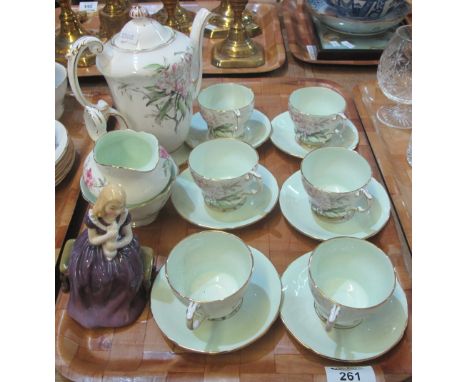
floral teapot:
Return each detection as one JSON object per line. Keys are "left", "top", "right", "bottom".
{"left": 67, "top": 5, "right": 211, "bottom": 152}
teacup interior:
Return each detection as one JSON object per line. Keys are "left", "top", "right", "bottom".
{"left": 302, "top": 147, "right": 371, "bottom": 192}
{"left": 189, "top": 139, "right": 258, "bottom": 179}
{"left": 198, "top": 83, "right": 254, "bottom": 110}
{"left": 289, "top": 87, "right": 346, "bottom": 116}
{"left": 94, "top": 131, "right": 158, "bottom": 171}
{"left": 55, "top": 62, "right": 67, "bottom": 88}
{"left": 166, "top": 231, "right": 253, "bottom": 302}
{"left": 310, "top": 238, "right": 395, "bottom": 308}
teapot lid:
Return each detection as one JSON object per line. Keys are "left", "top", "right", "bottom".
{"left": 112, "top": 5, "right": 174, "bottom": 51}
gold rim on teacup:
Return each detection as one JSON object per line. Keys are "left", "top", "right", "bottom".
{"left": 198, "top": 83, "right": 254, "bottom": 114}
{"left": 188, "top": 138, "right": 260, "bottom": 181}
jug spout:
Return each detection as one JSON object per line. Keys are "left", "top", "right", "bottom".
{"left": 189, "top": 8, "right": 212, "bottom": 98}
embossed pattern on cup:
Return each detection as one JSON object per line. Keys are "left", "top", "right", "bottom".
{"left": 301, "top": 147, "right": 372, "bottom": 221}
{"left": 189, "top": 138, "right": 262, "bottom": 210}
{"left": 198, "top": 83, "right": 254, "bottom": 139}
{"left": 289, "top": 86, "right": 348, "bottom": 146}
{"left": 308, "top": 237, "right": 396, "bottom": 331}
{"left": 165, "top": 230, "right": 254, "bottom": 330}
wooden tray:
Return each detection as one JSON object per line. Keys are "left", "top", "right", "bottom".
{"left": 353, "top": 81, "right": 412, "bottom": 250}
{"left": 55, "top": 2, "right": 285, "bottom": 76}
{"left": 283, "top": 0, "right": 380, "bottom": 66}
{"left": 56, "top": 77, "right": 411, "bottom": 382}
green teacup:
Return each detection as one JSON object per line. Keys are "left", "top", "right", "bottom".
{"left": 308, "top": 237, "right": 396, "bottom": 331}
{"left": 289, "top": 87, "right": 348, "bottom": 146}
{"left": 165, "top": 231, "right": 254, "bottom": 330}
{"left": 301, "top": 147, "right": 373, "bottom": 221}
{"left": 198, "top": 83, "right": 254, "bottom": 139}
{"left": 189, "top": 138, "right": 263, "bottom": 210}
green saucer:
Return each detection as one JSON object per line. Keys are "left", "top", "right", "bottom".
{"left": 270, "top": 111, "right": 359, "bottom": 159}
{"left": 150, "top": 246, "right": 282, "bottom": 354}
{"left": 186, "top": 110, "right": 272, "bottom": 149}
{"left": 280, "top": 171, "right": 390, "bottom": 240}
{"left": 171, "top": 164, "right": 279, "bottom": 230}
{"left": 281, "top": 253, "right": 408, "bottom": 362}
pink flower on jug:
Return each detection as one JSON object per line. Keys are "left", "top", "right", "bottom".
{"left": 159, "top": 146, "right": 170, "bottom": 159}
{"left": 84, "top": 167, "right": 94, "bottom": 188}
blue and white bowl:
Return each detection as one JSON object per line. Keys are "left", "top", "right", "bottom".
{"left": 307, "top": 0, "right": 410, "bottom": 35}
{"left": 325, "top": 0, "right": 406, "bottom": 20}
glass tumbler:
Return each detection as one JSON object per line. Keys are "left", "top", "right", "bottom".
{"left": 377, "top": 25, "right": 412, "bottom": 129}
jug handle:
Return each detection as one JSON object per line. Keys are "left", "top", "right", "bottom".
{"left": 83, "top": 104, "right": 130, "bottom": 142}
{"left": 189, "top": 8, "right": 212, "bottom": 99}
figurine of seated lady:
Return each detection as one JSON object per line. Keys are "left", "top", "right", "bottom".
{"left": 65, "top": 184, "right": 149, "bottom": 329}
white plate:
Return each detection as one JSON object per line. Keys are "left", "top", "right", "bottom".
{"left": 171, "top": 164, "right": 279, "bottom": 230}
{"left": 151, "top": 246, "right": 282, "bottom": 354}
{"left": 55, "top": 120, "right": 68, "bottom": 164}
{"left": 270, "top": 112, "right": 359, "bottom": 159}
{"left": 186, "top": 109, "right": 272, "bottom": 149}
{"left": 279, "top": 171, "right": 390, "bottom": 240}
{"left": 281, "top": 253, "right": 408, "bottom": 362}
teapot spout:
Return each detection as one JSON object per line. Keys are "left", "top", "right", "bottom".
{"left": 189, "top": 8, "right": 212, "bottom": 98}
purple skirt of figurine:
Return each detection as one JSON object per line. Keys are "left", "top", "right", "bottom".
{"left": 66, "top": 215, "right": 147, "bottom": 329}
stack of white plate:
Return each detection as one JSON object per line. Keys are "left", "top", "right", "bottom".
{"left": 55, "top": 120, "right": 75, "bottom": 186}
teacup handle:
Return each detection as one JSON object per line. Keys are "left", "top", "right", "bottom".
{"left": 333, "top": 112, "right": 348, "bottom": 134}
{"left": 325, "top": 304, "right": 341, "bottom": 332}
{"left": 186, "top": 301, "right": 205, "bottom": 330}
{"left": 243, "top": 170, "right": 263, "bottom": 195}
{"left": 231, "top": 109, "right": 241, "bottom": 132}
{"left": 356, "top": 188, "right": 373, "bottom": 213}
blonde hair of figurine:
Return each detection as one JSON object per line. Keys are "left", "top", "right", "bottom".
{"left": 92, "top": 184, "right": 127, "bottom": 218}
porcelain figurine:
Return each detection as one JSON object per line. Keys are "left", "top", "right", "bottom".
{"left": 66, "top": 184, "right": 147, "bottom": 328}
{"left": 67, "top": 4, "right": 212, "bottom": 152}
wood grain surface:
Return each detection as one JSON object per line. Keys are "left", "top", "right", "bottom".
{"left": 55, "top": 1, "right": 286, "bottom": 76}
{"left": 353, "top": 82, "right": 412, "bottom": 250}
{"left": 282, "top": 0, "right": 380, "bottom": 66}
{"left": 56, "top": 77, "right": 412, "bottom": 382}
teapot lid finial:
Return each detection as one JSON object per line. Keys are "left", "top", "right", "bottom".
{"left": 129, "top": 4, "right": 149, "bottom": 19}
{"left": 113, "top": 4, "right": 174, "bottom": 51}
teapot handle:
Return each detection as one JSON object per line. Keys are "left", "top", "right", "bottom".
{"left": 67, "top": 36, "right": 105, "bottom": 109}
{"left": 189, "top": 8, "right": 212, "bottom": 98}
{"left": 67, "top": 36, "right": 131, "bottom": 141}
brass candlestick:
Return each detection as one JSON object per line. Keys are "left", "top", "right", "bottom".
{"left": 212, "top": 0, "right": 265, "bottom": 68}
{"left": 153, "top": 0, "right": 195, "bottom": 35}
{"left": 55, "top": 0, "right": 95, "bottom": 67}
{"left": 99, "top": 0, "right": 131, "bottom": 41}
{"left": 206, "top": 0, "right": 261, "bottom": 39}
